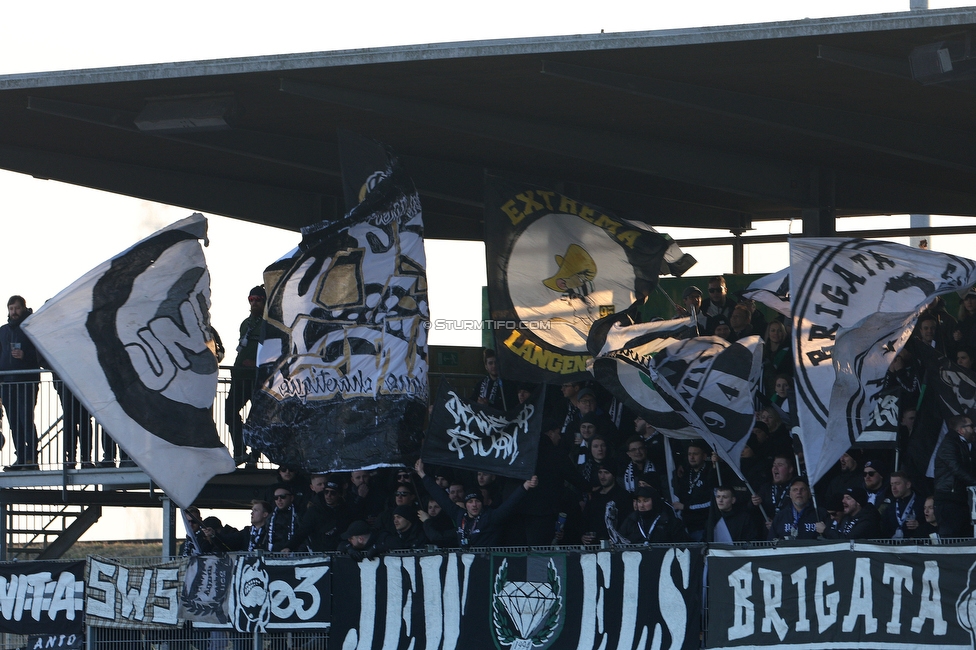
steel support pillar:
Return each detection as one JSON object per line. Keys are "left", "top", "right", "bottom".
{"left": 161, "top": 497, "right": 177, "bottom": 557}
{"left": 801, "top": 168, "right": 836, "bottom": 237}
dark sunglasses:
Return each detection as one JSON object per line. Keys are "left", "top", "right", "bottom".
{"left": 395, "top": 491, "right": 412, "bottom": 497}
{"left": 708, "top": 288, "right": 723, "bottom": 293}
{"left": 274, "top": 494, "right": 292, "bottom": 500}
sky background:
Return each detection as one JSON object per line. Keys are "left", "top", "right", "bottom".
{"left": 0, "top": 0, "right": 970, "bottom": 540}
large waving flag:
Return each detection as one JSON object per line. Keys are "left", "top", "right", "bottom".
{"left": 791, "top": 238, "right": 976, "bottom": 485}
{"left": 22, "top": 214, "right": 234, "bottom": 508}
{"left": 742, "top": 267, "right": 791, "bottom": 317}
{"left": 485, "top": 177, "right": 695, "bottom": 383}
{"left": 587, "top": 312, "right": 699, "bottom": 437}
{"left": 245, "top": 138, "right": 428, "bottom": 472}
{"left": 651, "top": 335, "right": 764, "bottom": 478}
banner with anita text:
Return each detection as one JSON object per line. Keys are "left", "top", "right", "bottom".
{"left": 707, "top": 541, "right": 976, "bottom": 649}
{"left": 330, "top": 548, "right": 702, "bottom": 650}
{"left": 0, "top": 560, "right": 84, "bottom": 643}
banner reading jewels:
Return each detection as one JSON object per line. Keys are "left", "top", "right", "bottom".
{"left": 331, "top": 548, "right": 702, "bottom": 650}
{"left": 707, "top": 541, "right": 976, "bottom": 649}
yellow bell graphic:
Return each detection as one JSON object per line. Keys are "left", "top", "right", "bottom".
{"left": 542, "top": 244, "right": 597, "bottom": 293}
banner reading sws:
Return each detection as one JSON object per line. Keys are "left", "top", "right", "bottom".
{"left": 485, "top": 178, "right": 691, "bottom": 383}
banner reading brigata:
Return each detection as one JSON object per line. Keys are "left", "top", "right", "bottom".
{"left": 790, "top": 238, "right": 976, "bottom": 485}
{"left": 485, "top": 177, "right": 692, "bottom": 384}
{"left": 707, "top": 542, "right": 976, "bottom": 649}
{"left": 331, "top": 548, "right": 701, "bottom": 650}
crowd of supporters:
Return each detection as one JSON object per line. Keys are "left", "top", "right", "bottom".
{"left": 181, "top": 275, "right": 976, "bottom": 558}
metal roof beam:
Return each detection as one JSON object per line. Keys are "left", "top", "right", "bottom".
{"left": 278, "top": 78, "right": 814, "bottom": 207}
{"left": 540, "top": 59, "right": 976, "bottom": 174}
{"left": 0, "top": 143, "right": 331, "bottom": 230}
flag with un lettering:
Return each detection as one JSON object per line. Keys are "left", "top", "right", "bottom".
{"left": 22, "top": 214, "right": 234, "bottom": 509}
{"left": 485, "top": 176, "right": 695, "bottom": 384}
{"left": 790, "top": 238, "right": 976, "bottom": 485}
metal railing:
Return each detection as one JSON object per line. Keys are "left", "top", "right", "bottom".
{"left": 0, "top": 368, "right": 265, "bottom": 472}
{"left": 0, "top": 368, "right": 484, "bottom": 473}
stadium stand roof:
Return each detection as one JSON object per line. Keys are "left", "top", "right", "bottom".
{"left": 1, "top": 8, "right": 976, "bottom": 241}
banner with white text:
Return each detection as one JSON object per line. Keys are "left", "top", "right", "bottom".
{"left": 330, "top": 548, "right": 702, "bottom": 650}
{"left": 706, "top": 541, "right": 976, "bottom": 649}
{"left": 0, "top": 560, "right": 84, "bottom": 641}
{"left": 85, "top": 558, "right": 185, "bottom": 629}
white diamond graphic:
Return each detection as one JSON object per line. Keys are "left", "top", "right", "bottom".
{"left": 498, "top": 581, "right": 556, "bottom": 639}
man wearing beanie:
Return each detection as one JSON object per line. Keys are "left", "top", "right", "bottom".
{"left": 816, "top": 487, "right": 881, "bottom": 539}
{"left": 769, "top": 477, "right": 828, "bottom": 540}
{"left": 386, "top": 505, "right": 427, "bottom": 550}
{"left": 619, "top": 486, "right": 687, "bottom": 544}
{"left": 862, "top": 458, "right": 891, "bottom": 515}
{"left": 581, "top": 463, "right": 632, "bottom": 545}
{"left": 225, "top": 285, "right": 266, "bottom": 465}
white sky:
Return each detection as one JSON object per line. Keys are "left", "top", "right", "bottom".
{"left": 0, "top": 0, "right": 970, "bottom": 539}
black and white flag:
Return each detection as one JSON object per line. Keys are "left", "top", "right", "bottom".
{"left": 245, "top": 139, "right": 428, "bottom": 471}
{"left": 790, "top": 238, "right": 976, "bottom": 485}
{"left": 22, "top": 214, "right": 234, "bottom": 508}
{"left": 423, "top": 382, "right": 543, "bottom": 480}
{"left": 651, "top": 336, "right": 763, "bottom": 478}
{"left": 485, "top": 177, "right": 694, "bottom": 384}
{"left": 587, "top": 313, "right": 699, "bottom": 438}
{"left": 741, "top": 267, "right": 790, "bottom": 317}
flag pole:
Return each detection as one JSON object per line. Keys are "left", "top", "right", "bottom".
{"left": 664, "top": 436, "right": 680, "bottom": 514}
{"left": 743, "top": 477, "right": 771, "bottom": 523}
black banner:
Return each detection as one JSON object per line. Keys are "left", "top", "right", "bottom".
{"left": 227, "top": 556, "right": 330, "bottom": 632}
{"left": 0, "top": 561, "right": 84, "bottom": 639}
{"left": 423, "top": 382, "right": 543, "bottom": 480}
{"left": 330, "top": 548, "right": 702, "bottom": 649}
{"left": 707, "top": 541, "right": 976, "bottom": 649}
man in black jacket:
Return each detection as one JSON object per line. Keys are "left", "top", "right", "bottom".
{"left": 769, "top": 477, "right": 828, "bottom": 541}
{"left": 672, "top": 440, "right": 714, "bottom": 541}
{"left": 283, "top": 480, "right": 350, "bottom": 552}
{"left": 581, "top": 463, "right": 632, "bottom": 545}
{"left": 386, "top": 505, "right": 428, "bottom": 550}
{"left": 618, "top": 486, "right": 687, "bottom": 544}
{"left": 415, "top": 459, "right": 537, "bottom": 548}
{"left": 934, "top": 414, "right": 976, "bottom": 537}
{"left": 707, "top": 486, "right": 764, "bottom": 543}
{"left": 0, "top": 296, "right": 39, "bottom": 469}
{"left": 817, "top": 487, "right": 881, "bottom": 539}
